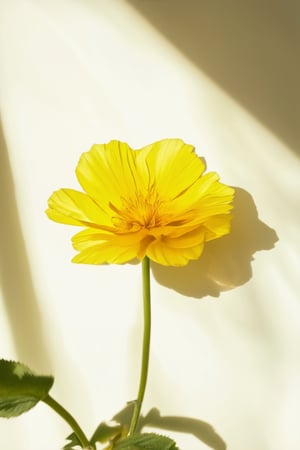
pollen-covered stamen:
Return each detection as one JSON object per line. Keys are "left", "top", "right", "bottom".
{"left": 110, "top": 191, "right": 165, "bottom": 231}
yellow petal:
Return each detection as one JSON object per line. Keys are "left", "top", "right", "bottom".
{"left": 161, "top": 173, "right": 234, "bottom": 218}
{"left": 46, "top": 188, "right": 111, "bottom": 228}
{"left": 46, "top": 208, "right": 83, "bottom": 226}
{"left": 160, "top": 227, "right": 206, "bottom": 249}
{"left": 72, "top": 243, "right": 138, "bottom": 265}
{"left": 138, "top": 139, "right": 206, "bottom": 200}
{"left": 72, "top": 227, "right": 148, "bottom": 250}
{"left": 146, "top": 238, "right": 204, "bottom": 266}
{"left": 75, "top": 141, "right": 140, "bottom": 214}
{"left": 71, "top": 227, "right": 150, "bottom": 264}
{"left": 148, "top": 222, "right": 203, "bottom": 239}
{"left": 147, "top": 226, "right": 207, "bottom": 266}
{"left": 204, "top": 214, "right": 233, "bottom": 240}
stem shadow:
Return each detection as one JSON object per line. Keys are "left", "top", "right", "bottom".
{"left": 112, "top": 404, "right": 226, "bottom": 450}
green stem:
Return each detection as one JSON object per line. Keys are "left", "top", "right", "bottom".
{"left": 128, "top": 256, "right": 151, "bottom": 435}
{"left": 43, "top": 394, "right": 92, "bottom": 449}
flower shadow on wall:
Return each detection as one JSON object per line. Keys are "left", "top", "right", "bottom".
{"left": 151, "top": 187, "right": 278, "bottom": 298}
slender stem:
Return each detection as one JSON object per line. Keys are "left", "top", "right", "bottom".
{"left": 43, "top": 394, "right": 92, "bottom": 449}
{"left": 128, "top": 256, "right": 151, "bottom": 435}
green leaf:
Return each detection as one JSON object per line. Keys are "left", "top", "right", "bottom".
{"left": 63, "top": 432, "right": 81, "bottom": 449}
{"left": 0, "top": 359, "right": 54, "bottom": 418}
{"left": 114, "top": 432, "right": 180, "bottom": 450}
{"left": 90, "top": 421, "right": 123, "bottom": 445}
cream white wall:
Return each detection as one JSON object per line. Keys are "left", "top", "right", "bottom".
{"left": 0, "top": 1, "right": 299, "bottom": 449}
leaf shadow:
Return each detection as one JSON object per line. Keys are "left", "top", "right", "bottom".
{"left": 112, "top": 404, "right": 226, "bottom": 450}
{"left": 151, "top": 187, "right": 278, "bottom": 298}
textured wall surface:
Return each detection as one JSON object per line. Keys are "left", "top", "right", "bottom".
{"left": 0, "top": 1, "right": 299, "bottom": 449}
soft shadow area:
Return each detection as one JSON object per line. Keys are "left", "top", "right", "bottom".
{"left": 151, "top": 188, "right": 278, "bottom": 298}
{"left": 127, "top": 0, "right": 300, "bottom": 154}
{"left": 113, "top": 404, "right": 226, "bottom": 450}
{"left": 0, "top": 119, "right": 51, "bottom": 371}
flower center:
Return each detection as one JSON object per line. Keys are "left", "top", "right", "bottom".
{"left": 110, "top": 190, "right": 164, "bottom": 231}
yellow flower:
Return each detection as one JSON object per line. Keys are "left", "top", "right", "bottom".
{"left": 46, "top": 139, "right": 234, "bottom": 266}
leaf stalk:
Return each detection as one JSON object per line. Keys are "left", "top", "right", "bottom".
{"left": 43, "top": 394, "right": 92, "bottom": 449}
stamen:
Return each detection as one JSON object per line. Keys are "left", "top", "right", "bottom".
{"left": 110, "top": 190, "right": 164, "bottom": 231}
